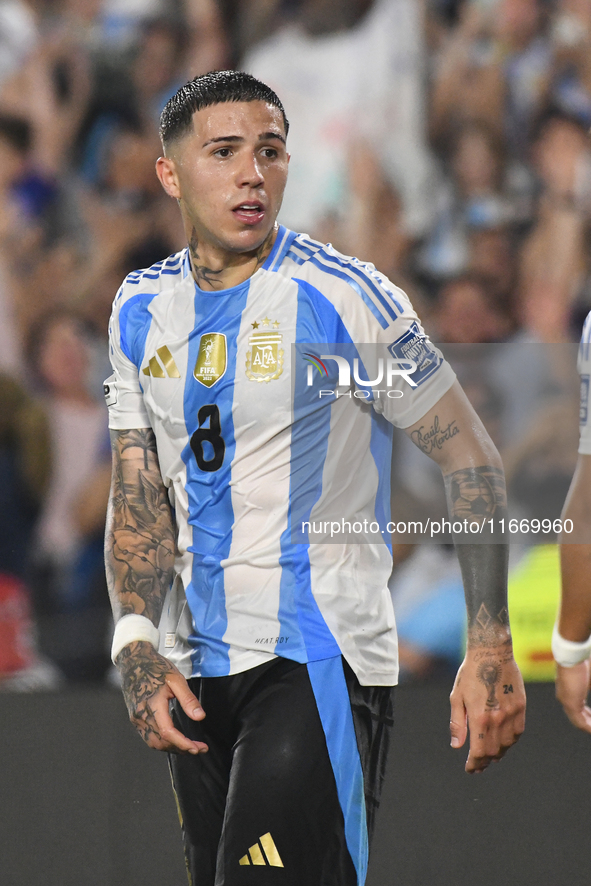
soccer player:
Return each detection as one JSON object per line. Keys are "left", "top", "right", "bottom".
{"left": 104, "top": 71, "right": 525, "bottom": 886}
{"left": 555, "top": 312, "right": 591, "bottom": 732}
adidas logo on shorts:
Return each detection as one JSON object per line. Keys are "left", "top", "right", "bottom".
{"left": 239, "top": 832, "right": 284, "bottom": 867}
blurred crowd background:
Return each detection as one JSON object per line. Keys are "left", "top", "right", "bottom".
{"left": 0, "top": 0, "right": 587, "bottom": 690}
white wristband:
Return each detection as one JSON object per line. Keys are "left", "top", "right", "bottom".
{"left": 111, "top": 614, "right": 160, "bottom": 664}
{"left": 551, "top": 623, "right": 591, "bottom": 668}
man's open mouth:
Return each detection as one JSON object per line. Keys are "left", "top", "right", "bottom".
{"left": 233, "top": 202, "right": 266, "bottom": 224}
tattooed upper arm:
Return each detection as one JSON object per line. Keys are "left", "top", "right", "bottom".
{"left": 105, "top": 428, "right": 176, "bottom": 624}
{"left": 410, "top": 415, "right": 460, "bottom": 455}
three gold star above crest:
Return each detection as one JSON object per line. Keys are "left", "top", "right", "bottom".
{"left": 251, "top": 318, "right": 280, "bottom": 329}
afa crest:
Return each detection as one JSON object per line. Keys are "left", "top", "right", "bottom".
{"left": 194, "top": 333, "right": 227, "bottom": 387}
{"left": 246, "top": 318, "right": 283, "bottom": 383}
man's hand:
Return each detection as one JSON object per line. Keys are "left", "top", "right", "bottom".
{"left": 450, "top": 646, "right": 526, "bottom": 773}
{"left": 556, "top": 660, "right": 591, "bottom": 734}
{"left": 116, "top": 640, "right": 208, "bottom": 754}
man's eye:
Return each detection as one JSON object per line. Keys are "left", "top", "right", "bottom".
{"left": 215, "top": 148, "right": 232, "bottom": 158}
{"left": 262, "top": 148, "right": 278, "bottom": 159}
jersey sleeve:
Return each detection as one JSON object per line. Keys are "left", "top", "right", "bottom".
{"left": 578, "top": 312, "right": 591, "bottom": 455}
{"left": 374, "top": 312, "right": 455, "bottom": 429}
{"left": 333, "top": 261, "right": 456, "bottom": 428}
{"left": 104, "top": 285, "right": 151, "bottom": 430}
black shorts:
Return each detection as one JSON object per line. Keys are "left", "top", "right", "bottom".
{"left": 169, "top": 655, "right": 394, "bottom": 886}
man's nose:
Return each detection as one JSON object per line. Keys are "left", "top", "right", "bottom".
{"left": 237, "top": 152, "right": 264, "bottom": 187}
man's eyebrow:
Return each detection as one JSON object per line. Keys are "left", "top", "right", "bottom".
{"left": 258, "top": 131, "right": 286, "bottom": 144}
{"left": 202, "top": 131, "right": 286, "bottom": 148}
{"left": 202, "top": 135, "right": 244, "bottom": 147}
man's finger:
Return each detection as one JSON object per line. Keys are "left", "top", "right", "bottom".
{"left": 563, "top": 702, "right": 591, "bottom": 734}
{"left": 497, "top": 712, "right": 524, "bottom": 753}
{"left": 152, "top": 704, "right": 209, "bottom": 754}
{"left": 576, "top": 706, "right": 591, "bottom": 734}
{"left": 465, "top": 713, "right": 490, "bottom": 771}
{"left": 465, "top": 749, "right": 492, "bottom": 774}
{"left": 449, "top": 692, "right": 467, "bottom": 749}
{"left": 513, "top": 704, "right": 526, "bottom": 737}
{"left": 466, "top": 719, "right": 499, "bottom": 771}
{"left": 166, "top": 671, "right": 206, "bottom": 721}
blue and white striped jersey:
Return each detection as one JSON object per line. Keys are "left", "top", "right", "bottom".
{"left": 105, "top": 226, "right": 455, "bottom": 685}
{"left": 579, "top": 311, "right": 591, "bottom": 455}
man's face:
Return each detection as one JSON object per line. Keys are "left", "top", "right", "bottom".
{"left": 158, "top": 100, "right": 289, "bottom": 255}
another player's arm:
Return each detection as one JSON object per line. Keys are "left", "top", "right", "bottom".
{"left": 106, "top": 428, "right": 207, "bottom": 754}
{"left": 555, "top": 454, "right": 591, "bottom": 733}
{"left": 403, "top": 380, "right": 526, "bottom": 772}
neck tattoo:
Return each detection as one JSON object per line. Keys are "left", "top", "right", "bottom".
{"left": 188, "top": 226, "right": 276, "bottom": 290}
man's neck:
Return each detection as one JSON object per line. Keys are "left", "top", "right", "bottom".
{"left": 187, "top": 225, "right": 277, "bottom": 291}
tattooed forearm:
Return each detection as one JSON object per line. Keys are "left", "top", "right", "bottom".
{"left": 445, "top": 465, "right": 506, "bottom": 524}
{"left": 116, "top": 641, "right": 175, "bottom": 743}
{"left": 467, "top": 602, "right": 510, "bottom": 647}
{"left": 118, "top": 427, "right": 157, "bottom": 470}
{"left": 444, "top": 464, "right": 511, "bottom": 648}
{"left": 105, "top": 428, "right": 175, "bottom": 624}
{"left": 410, "top": 415, "right": 459, "bottom": 454}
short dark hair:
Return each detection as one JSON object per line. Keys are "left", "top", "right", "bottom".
{"left": 159, "top": 70, "right": 289, "bottom": 148}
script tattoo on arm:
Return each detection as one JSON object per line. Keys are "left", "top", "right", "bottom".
{"left": 105, "top": 428, "right": 175, "bottom": 624}
{"left": 411, "top": 415, "right": 460, "bottom": 454}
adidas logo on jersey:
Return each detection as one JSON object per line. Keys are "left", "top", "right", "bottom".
{"left": 239, "top": 832, "right": 284, "bottom": 867}
{"left": 142, "top": 346, "right": 181, "bottom": 378}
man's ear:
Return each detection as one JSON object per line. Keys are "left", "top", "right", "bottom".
{"left": 156, "top": 155, "right": 181, "bottom": 199}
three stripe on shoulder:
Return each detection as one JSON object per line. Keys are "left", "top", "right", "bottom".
{"left": 286, "top": 234, "right": 404, "bottom": 329}
{"left": 142, "top": 345, "right": 181, "bottom": 378}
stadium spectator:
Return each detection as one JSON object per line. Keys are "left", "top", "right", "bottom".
{"left": 433, "top": 273, "right": 514, "bottom": 343}
{"left": 518, "top": 109, "right": 591, "bottom": 340}
{"left": 25, "top": 308, "right": 111, "bottom": 681}
{"left": 550, "top": 0, "right": 591, "bottom": 126}
{"left": 416, "top": 120, "right": 520, "bottom": 282}
{"left": 243, "top": 0, "right": 438, "bottom": 240}
{"left": 431, "top": 0, "right": 552, "bottom": 159}
{"left": 0, "top": 1, "right": 39, "bottom": 88}
{"left": 0, "top": 371, "right": 62, "bottom": 690}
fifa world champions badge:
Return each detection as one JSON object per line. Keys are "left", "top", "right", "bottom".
{"left": 194, "top": 333, "right": 227, "bottom": 387}
{"left": 246, "top": 318, "right": 284, "bottom": 382}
